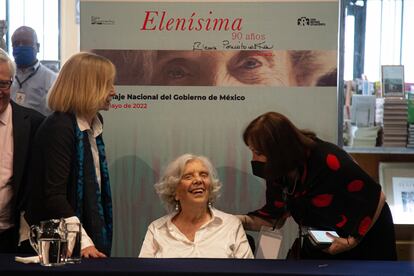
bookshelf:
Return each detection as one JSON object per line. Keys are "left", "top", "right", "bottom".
{"left": 345, "top": 147, "right": 414, "bottom": 155}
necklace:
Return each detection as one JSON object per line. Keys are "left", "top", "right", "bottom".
{"left": 284, "top": 173, "right": 300, "bottom": 196}
{"left": 15, "top": 65, "right": 40, "bottom": 89}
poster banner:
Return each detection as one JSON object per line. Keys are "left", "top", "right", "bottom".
{"left": 81, "top": 0, "right": 338, "bottom": 256}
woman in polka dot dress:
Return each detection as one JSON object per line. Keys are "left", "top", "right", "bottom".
{"left": 238, "top": 112, "right": 397, "bottom": 260}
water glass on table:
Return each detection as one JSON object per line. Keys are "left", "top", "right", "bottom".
{"left": 65, "top": 222, "right": 82, "bottom": 263}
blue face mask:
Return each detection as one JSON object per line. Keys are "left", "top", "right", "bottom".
{"left": 13, "top": 46, "right": 37, "bottom": 67}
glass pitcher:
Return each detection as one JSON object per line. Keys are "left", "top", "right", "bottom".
{"left": 29, "top": 218, "right": 67, "bottom": 266}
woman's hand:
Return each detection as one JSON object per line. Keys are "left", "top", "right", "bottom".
{"left": 323, "top": 233, "right": 358, "bottom": 255}
{"left": 236, "top": 214, "right": 280, "bottom": 231}
{"left": 81, "top": 246, "right": 107, "bottom": 258}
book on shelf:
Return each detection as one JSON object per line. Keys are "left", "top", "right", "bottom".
{"left": 382, "top": 112, "right": 408, "bottom": 118}
{"left": 383, "top": 141, "right": 407, "bottom": 147}
{"left": 383, "top": 98, "right": 408, "bottom": 109}
{"left": 383, "top": 126, "right": 408, "bottom": 132}
{"left": 383, "top": 120, "right": 408, "bottom": 125}
{"left": 408, "top": 93, "right": 414, "bottom": 123}
{"left": 383, "top": 129, "right": 407, "bottom": 133}
{"left": 351, "top": 95, "right": 376, "bottom": 127}
{"left": 384, "top": 97, "right": 407, "bottom": 104}
{"left": 383, "top": 102, "right": 408, "bottom": 107}
{"left": 383, "top": 137, "right": 407, "bottom": 142}
{"left": 383, "top": 135, "right": 407, "bottom": 141}
{"left": 352, "top": 139, "right": 377, "bottom": 147}
{"left": 383, "top": 123, "right": 407, "bottom": 127}
{"left": 383, "top": 134, "right": 408, "bottom": 139}
{"left": 384, "top": 98, "right": 408, "bottom": 105}
{"left": 354, "top": 126, "right": 380, "bottom": 138}
{"left": 391, "top": 176, "right": 414, "bottom": 223}
{"left": 352, "top": 126, "right": 379, "bottom": 148}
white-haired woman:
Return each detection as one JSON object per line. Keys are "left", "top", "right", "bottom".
{"left": 139, "top": 154, "right": 253, "bottom": 258}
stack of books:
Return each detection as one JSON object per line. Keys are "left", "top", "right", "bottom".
{"left": 408, "top": 93, "right": 414, "bottom": 148}
{"left": 352, "top": 126, "right": 380, "bottom": 147}
{"left": 408, "top": 124, "right": 414, "bottom": 148}
{"left": 375, "top": 97, "right": 384, "bottom": 126}
{"left": 382, "top": 97, "right": 408, "bottom": 147}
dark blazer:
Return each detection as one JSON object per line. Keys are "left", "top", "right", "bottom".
{"left": 25, "top": 112, "right": 112, "bottom": 255}
{"left": 25, "top": 112, "right": 104, "bottom": 224}
{"left": 25, "top": 112, "right": 78, "bottom": 225}
{"left": 9, "top": 101, "right": 44, "bottom": 241}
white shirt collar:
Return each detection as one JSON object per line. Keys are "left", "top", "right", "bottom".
{"left": 76, "top": 115, "right": 103, "bottom": 138}
{"left": 154, "top": 207, "right": 223, "bottom": 229}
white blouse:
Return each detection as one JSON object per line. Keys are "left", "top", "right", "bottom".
{"left": 139, "top": 208, "right": 254, "bottom": 259}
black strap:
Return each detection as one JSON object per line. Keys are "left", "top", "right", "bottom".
{"left": 15, "top": 65, "right": 40, "bottom": 89}
{"left": 286, "top": 225, "right": 303, "bottom": 260}
{"left": 272, "top": 219, "right": 278, "bottom": 230}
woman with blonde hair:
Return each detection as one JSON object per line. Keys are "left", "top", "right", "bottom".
{"left": 25, "top": 52, "right": 116, "bottom": 258}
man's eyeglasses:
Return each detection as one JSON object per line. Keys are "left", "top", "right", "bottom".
{"left": 0, "top": 80, "right": 13, "bottom": 89}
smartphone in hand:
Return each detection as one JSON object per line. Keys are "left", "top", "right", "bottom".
{"left": 308, "top": 230, "right": 339, "bottom": 249}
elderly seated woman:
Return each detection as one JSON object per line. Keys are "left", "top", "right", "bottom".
{"left": 139, "top": 154, "right": 253, "bottom": 258}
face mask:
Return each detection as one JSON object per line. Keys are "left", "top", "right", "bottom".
{"left": 251, "top": 160, "right": 266, "bottom": 179}
{"left": 13, "top": 46, "right": 37, "bottom": 67}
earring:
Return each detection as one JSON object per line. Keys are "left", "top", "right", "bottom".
{"left": 175, "top": 201, "right": 180, "bottom": 212}
{"left": 208, "top": 201, "right": 212, "bottom": 209}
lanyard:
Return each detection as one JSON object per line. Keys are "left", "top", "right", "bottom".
{"left": 15, "top": 65, "right": 40, "bottom": 89}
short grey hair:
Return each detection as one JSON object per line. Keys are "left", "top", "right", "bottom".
{"left": 0, "top": 49, "right": 16, "bottom": 79}
{"left": 155, "top": 154, "right": 222, "bottom": 212}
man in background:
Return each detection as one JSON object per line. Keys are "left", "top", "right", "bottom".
{"left": 10, "top": 26, "right": 57, "bottom": 116}
{"left": 0, "top": 48, "right": 44, "bottom": 253}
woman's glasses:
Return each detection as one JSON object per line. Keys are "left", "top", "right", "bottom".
{"left": 0, "top": 80, "right": 13, "bottom": 89}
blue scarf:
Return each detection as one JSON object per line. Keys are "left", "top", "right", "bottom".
{"left": 74, "top": 118, "right": 113, "bottom": 256}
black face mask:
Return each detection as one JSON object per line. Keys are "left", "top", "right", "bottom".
{"left": 251, "top": 160, "right": 266, "bottom": 179}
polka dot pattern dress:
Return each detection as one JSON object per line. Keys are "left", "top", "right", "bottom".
{"left": 248, "top": 139, "right": 381, "bottom": 240}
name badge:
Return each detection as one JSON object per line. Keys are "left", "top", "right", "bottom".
{"left": 16, "top": 92, "right": 26, "bottom": 104}
{"left": 255, "top": 226, "right": 283, "bottom": 259}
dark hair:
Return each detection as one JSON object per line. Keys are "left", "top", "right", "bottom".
{"left": 243, "top": 112, "right": 316, "bottom": 179}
